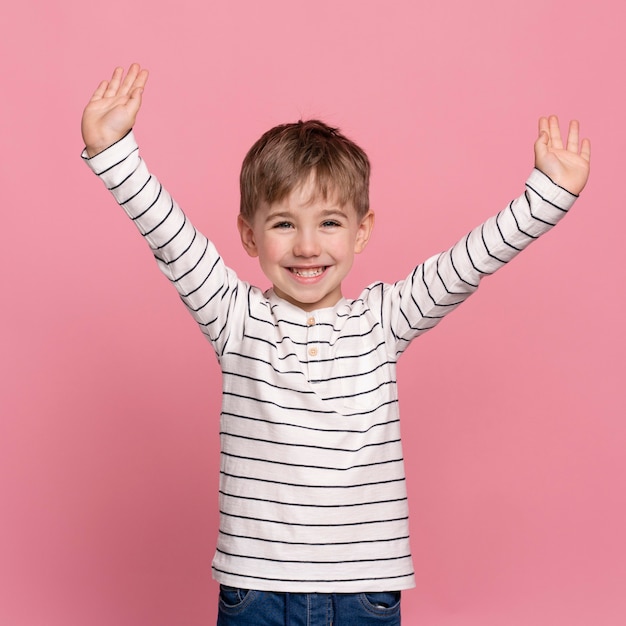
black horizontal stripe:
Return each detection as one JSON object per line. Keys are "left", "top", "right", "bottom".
{"left": 220, "top": 430, "right": 401, "bottom": 454}
{"left": 250, "top": 306, "right": 373, "bottom": 332}
{"left": 215, "top": 547, "right": 412, "bottom": 565}
{"left": 221, "top": 451, "right": 403, "bottom": 472}
{"left": 222, "top": 361, "right": 396, "bottom": 400}
{"left": 527, "top": 179, "right": 573, "bottom": 207}
{"left": 212, "top": 565, "right": 415, "bottom": 585}
{"left": 524, "top": 190, "right": 558, "bottom": 226}
{"left": 220, "top": 470, "right": 405, "bottom": 490}
{"left": 219, "top": 490, "right": 407, "bottom": 509}
{"left": 178, "top": 254, "right": 221, "bottom": 298}
{"left": 218, "top": 529, "right": 410, "bottom": 546}
{"left": 509, "top": 200, "right": 539, "bottom": 239}
{"left": 119, "top": 173, "right": 152, "bottom": 204}
{"left": 426, "top": 255, "right": 469, "bottom": 303}
{"left": 319, "top": 379, "right": 395, "bottom": 401}
{"left": 151, "top": 210, "right": 188, "bottom": 253}
{"left": 89, "top": 142, "right": 137, "bottom": 176}
{"left": 308, "top": 359, "right": 395, "bottom": 384}
{"left": 449, "top": 241, "right": 479, "bottom": 288}
{"left": 167, "top": 235, "right": 211, "bottom": 282}
{"left": 434, "top": 254, "right": 470, "bottom": 299}
{"left": 220, "top": 509, "right": 408, "bottom": 528}
{"left": 130, "top": 180, "right": 162, "bottom": 221}
{"left": 222, "top": 370, "right": 316, "bottom": 395}
{"left": 315, "top": 341, "right": 387, "bottom": 362}
{"left": 222, "top": 391, "right": 398, "bottom": 418}
{"left": 225, "top": 339, "right": 390, "bottom": 370}
{"left": 225, "top": 350, "right": 306, "bottom": 370}
{"left": 495, "top": 210, "right": 522, "bottom": 251}
{"left": 142, "top": 197, "right": 175, "bottom": 236}
{"left": 110, "top": 160, "right": 143, "bottom": 191}
{"left": 161, "top": 225, "right": 197, "bottom": 264}
{"left": 244, "top": 323, "right": 383, "bottom": 351}
{"left": 221, "top": 413, "right": 400, "bottom": 435}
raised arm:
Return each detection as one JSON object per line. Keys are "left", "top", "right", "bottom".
{"left": 385, "top": 116, "right": 591, "bottom": 347}
{"left": 81, "top": 64, "right": 149, "bottom": 157}
{"left": 81, "top": 65, "right": 245, "bottom": 356}
{"left": 534, "top": 116, "right": 591, "bottom": 195}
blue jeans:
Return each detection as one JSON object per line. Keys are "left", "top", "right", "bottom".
{"left": 217, "top": 586, "right": 401, "bottom": 625}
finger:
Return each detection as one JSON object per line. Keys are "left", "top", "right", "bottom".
{"left": 127, "top": 85, "right": 145, "bottom": 114}
{"left": 548, "top": 115, "right": 563, "bottom": 149}
{"left": 119, "top": 63, "right": 141, "bottom": 97}
{"left": 90, "top": 79, "right": 109, "bottom": 102}
{"left": 103, "top": 66, "right": 124, "bottom": 97}
{"left": 133, "top": 68, "right": 149, "bottom": 92}
{"left": 566, "top": 119, "right": 580, "bottom": 153}
{"left": 537, "top": 116, "right": 551, "bottom": 150}
{"left": 580, "top": 137, "right": 591, "bottom": 162}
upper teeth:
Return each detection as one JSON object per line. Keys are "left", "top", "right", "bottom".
{"left": 292, "top": 267, "right": 324, "bottom": 277}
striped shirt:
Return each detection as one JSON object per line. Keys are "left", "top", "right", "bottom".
{"left": 83, "top": 131, "right": 577, "bottom": 593}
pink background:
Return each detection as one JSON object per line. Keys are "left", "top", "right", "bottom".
{"left": 2, "top": 0, "right": 624, "bottom": 624}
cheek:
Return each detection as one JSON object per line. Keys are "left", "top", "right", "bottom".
{"left": 257, "top": 236, "right": 286, "bottom": 264}
{"left": 337, "top": 232, "right": 361, "bottom": 259}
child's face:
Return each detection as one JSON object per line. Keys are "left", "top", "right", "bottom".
{"left": 238, "top": 177, "right": 374, "bottom": 311}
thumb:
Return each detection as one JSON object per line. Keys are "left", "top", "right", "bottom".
{"left": 534, "top": 130, "right": 549, "bottom": 163}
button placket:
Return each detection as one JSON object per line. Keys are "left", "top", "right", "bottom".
{"left": 305, "top": 315, "right": 320, "bottom": 371}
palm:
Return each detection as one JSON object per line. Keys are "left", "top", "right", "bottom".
{"left": 534, "top": 116, "right": 591, "bottom": 195}
{"left": 81, "top": 64, "right": 149, "bottom": 156}
{"left": 82, "top": 95, "right": 135, "bottom": 143}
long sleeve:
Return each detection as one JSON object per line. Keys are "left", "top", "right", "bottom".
{"left": 375, "top": 169, "right": 578, "bottom": 353}
{"left": 82, "top": 131, "right": 245, "bottom": 356}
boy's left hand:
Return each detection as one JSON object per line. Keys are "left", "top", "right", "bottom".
{"left": 534, "top": 116, "right": 591, "bottom": 195}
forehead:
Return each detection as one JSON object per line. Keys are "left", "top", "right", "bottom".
{"left": 273, "top": 172, "right": 352, "bottom": 211}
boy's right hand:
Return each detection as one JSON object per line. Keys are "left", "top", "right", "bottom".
{"left": 81, "top": 64, "right": 149, "bottom": 157}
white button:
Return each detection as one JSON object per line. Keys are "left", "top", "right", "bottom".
{"left": 308, "top": 347, "right": 318, "bottom": 357}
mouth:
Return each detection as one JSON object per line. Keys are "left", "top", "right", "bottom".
{"left": 289, "top": 266, "right": 326, "bottom": 278}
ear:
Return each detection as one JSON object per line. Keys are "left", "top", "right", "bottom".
{"left": 237, "top": 214, "right": 259, "bottom": 257}
{"left": 354, "top": 210, "right": 375, "bottom": 254}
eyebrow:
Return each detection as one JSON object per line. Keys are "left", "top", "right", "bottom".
{"left": 264, "top": 207, "right": 348, "bottom": 223}
{"left": 319, "top": 208, "right": 347, "bottom": 217}
{"left": 265, "top": 211, "right": 293, "bottom": 220}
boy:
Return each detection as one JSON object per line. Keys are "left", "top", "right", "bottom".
{"left": 81, "top": 64, "right": 590, "bottom": 625}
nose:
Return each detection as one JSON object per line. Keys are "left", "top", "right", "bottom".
{"left": 293, "top": 229, "right": 321, "bottom": 258}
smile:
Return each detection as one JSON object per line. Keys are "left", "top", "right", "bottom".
{"left": 289, "top": 267, "right": 326, "bottom": 278}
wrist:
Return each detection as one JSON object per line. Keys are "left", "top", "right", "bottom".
{"left": 83, "top": 130, "right": 132, "bottom": 159}
{"left": 84, "top": 140, "right": 115, "bottom": 158}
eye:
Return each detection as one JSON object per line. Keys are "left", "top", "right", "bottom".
{"left": 273, "top": 221, "right": 293, "bottom": 229}
{"left": 321, "top": 220, "right": 341, "bottom": 228}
